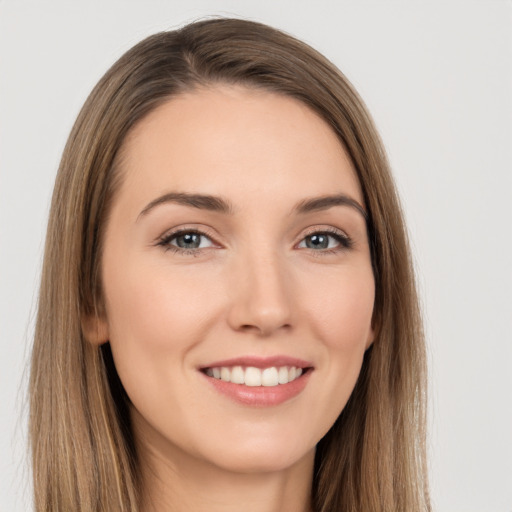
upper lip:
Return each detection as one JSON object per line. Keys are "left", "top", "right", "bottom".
{"left": 200, "top": 355, "right": 314, "bottom": 370}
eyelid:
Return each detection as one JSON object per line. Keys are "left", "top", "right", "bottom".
{"left": 154, "top": 224, "right": 353, "bottom": 256}
{"left": 295, "top": 225, "right": 353, "bottom": 253}
{"left": 155, "top": 226, "right": 221, "bottom": 252}
{"left": 297, "top": 225, "right": 351, "bottom": 244}
{"left": 299, "top": 225, "right": 349, "bottom": 239}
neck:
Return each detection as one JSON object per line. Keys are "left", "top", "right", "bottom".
{"left": 134, "top": 418, "right": 314, "bottom": 512}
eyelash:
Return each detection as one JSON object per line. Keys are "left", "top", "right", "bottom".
{"left": 156, "top": 227, "right": 353, "bottom": 257}
{"left": 156, "top": 228, "right": 218, "bottom": 257}
{"left": 300, "top": 227, "right": 353, "bottom": 256}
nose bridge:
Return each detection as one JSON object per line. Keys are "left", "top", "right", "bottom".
{"left": 227, "top": 238, "right": 293, "bottom": 336}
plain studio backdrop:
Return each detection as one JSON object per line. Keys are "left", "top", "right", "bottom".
{"left": 1, "top": 1, "right": 511, "bottom": 511}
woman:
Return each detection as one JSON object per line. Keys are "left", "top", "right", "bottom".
{"left": 29, "top": 17, "right": 430, "bottom": 511}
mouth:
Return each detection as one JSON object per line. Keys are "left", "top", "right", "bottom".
{"left": 199, "top": 356, "right": 313, "bottom": 406}
{"left": 201, "top": 365, "right": 310, "bottom": 387}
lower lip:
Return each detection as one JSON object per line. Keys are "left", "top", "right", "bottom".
{"left": 201, "top": 370, "right": 312, "bottom": 407}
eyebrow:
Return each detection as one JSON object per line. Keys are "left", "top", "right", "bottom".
{"left": 138, "top": 192, "right": 234, "bottom": 220}
{"left": 137, "top": 191, "right": 367, "bottom": 221}
{"left": 294, "top": 194, "right": 368, "bottom": 220}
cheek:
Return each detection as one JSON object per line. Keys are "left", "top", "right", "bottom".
{"left": 100, "top": 256, "right": 224, "bottom": 418}
{"left": 303, "top": 265, "right": 375, "bottom": 351}
{"left": 304, "top": 265, "right": 374, "bottom": 404}
{"left": 101, "top": 259, "right": 224, "bottom": 436}
{"left": 104, "top": 259, "right": 220, "bottom": 354}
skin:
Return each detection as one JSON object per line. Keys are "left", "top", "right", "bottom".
{"left": 87, "top": 85, "right": 375, "bottom": 512}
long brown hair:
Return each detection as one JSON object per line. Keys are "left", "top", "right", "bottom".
{"left": 29, "top": 18, "right": 430, "bottom": 511}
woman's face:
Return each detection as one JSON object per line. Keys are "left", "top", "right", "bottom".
{"left": 96, "top": 85, "right": 375, "bottom": 474}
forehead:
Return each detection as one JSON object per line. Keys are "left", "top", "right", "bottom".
{"left": 116, "top": 85, "right": 363, "bottom": 211}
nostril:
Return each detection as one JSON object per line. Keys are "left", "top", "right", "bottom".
{"left": 238, "top": 322, "right": 292, "bottom": 337}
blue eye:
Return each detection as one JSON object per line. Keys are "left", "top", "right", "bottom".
{"left": 298, "top": 230, "right": 352, "bottom": 252}
{"left": 157, "top": 228, "right": 352, "bottom": 256}
{"left": 158, "top": 230, "right": 215, "bottom": 253}
{"left": 172, "top": 232, "right": 209, "bottom": 249}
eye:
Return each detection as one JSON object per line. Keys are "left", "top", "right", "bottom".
{"left": 297, "top": 229, "right": 352, "bottom": 252}
{"left": 157, "top": 229, "right": 216, "bottom": 254}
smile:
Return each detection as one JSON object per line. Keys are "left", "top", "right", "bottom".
{"left": 204, "top": 365, "right": 304, "bottom": 387}
{"left": 200, "top": 356, "right": 313, "bottom": 406}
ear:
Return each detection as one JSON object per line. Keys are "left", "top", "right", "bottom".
{"left": 81, "top": 313, "right": 109, "bottom": 346}
{"left": 365, "top": 306, "right": 381, "bottom": 350}
{"left": 365, "top": 326, "right": 375, "bottom": 351}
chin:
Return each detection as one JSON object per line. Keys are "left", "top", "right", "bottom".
{"left": 200, "top": 436, "right": 315, "bottom": 475}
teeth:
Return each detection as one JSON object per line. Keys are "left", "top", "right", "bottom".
{"left": 261, "top": 367, "right": 279, "bottom": 386}
{"left": 278, "top": 366, "right": 289, "bottom": 384}
{"left": 245, "top": 367, "right": 262, "bottom": 386}
{"left": 231, "top": 365, "right": 245, "bottom": 384}
{"left": 205, "top": 365, "right": 305, "bottom": 387}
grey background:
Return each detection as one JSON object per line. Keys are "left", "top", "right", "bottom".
{"left": 1, "top": 1, "right": 511, "bottom": 510}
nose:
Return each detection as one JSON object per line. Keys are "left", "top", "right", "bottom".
{"left": 226, "top": 249, "right": 293, "bottom": 337}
